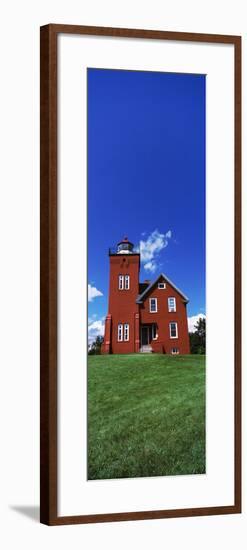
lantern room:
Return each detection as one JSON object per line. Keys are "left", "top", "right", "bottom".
{"left": 117, "top": 237, "right": 134, "bottom": 254}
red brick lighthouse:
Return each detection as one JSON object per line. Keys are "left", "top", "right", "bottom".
{"left": 102, "top": 237, "right": 190, "bottom": 355}
{"left": 103, "top": 237, "right": 140, "bottom": 354}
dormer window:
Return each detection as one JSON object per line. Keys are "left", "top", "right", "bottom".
{"left": 149, "top": 297, "right": 158, "bottom": 313}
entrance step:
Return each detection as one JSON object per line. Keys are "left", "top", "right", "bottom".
{"left": 140, "top": 345, "right": 153, "bottom": 353}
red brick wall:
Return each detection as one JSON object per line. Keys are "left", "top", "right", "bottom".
{"left": 139, "top": 280, "right": 190, "bottom": 354}
{"left": 103, "top": 253, "right": 140, "bottom": 354}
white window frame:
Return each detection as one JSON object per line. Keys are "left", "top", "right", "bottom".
{"left": 169, "top": 322, "right": 178, "bottom": 339}
{"left": 124, "top": 323, "right": 129, "bottom": 341}
{"left": 171, "top": 348, "right": 179, "bottom": 354}
{"left": 168, "top": 297, "right": 176, "bottom": 312}
{"left": 118, "top": 275, "right": 124, "bottom": 290}
{"left": 149, "top": 297, "right": 158, "bottom": 313}
{"left": 158, "top": 282, "right": 166, "bottom": 289}
{"left": 125, "top": 275, "right": 130, "bottom": 290}
{"left": 118, "top": 323, "right": 123, "bottom": 341}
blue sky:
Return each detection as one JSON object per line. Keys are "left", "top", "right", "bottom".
{"left": 88, "top": 68, "right": 205, "bottom": 340}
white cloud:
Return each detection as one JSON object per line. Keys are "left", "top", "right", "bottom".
{"left": 88, "top": 283, "right": 103, "bottom": 302}
{"left": 88, "top": 318, "right": 105, "bottom": 345}
{"left": 139, "top": 229, "right": 172, "bottom": 273}
{"left": 88, "top": 313, "right": 98, "bottom": 324}
{"left": 188, "top": 313, "right": 206, "bottom": 333}
{"left": 143, "top": 260, "right": 157, "bottom": 273}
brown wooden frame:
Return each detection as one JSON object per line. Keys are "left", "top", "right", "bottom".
{"left": 40, "top": 24, "right": 241, "bottom": 526}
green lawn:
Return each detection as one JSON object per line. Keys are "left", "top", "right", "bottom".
{"left": 88, "top": 354, "right": 205, "bottom": 480}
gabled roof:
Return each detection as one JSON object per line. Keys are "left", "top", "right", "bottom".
{"left": 136, "top": 273, "right": 189, "bottom": 304}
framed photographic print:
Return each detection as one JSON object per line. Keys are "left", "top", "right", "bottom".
{"left": 40, "top": 24, "right": 241, "bottom": 525}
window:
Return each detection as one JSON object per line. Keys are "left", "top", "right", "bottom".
{"left": 118, "top": 324, "right": 123, "bottom": 341}
{"left": 119, "top": 275, "right": 124, "bottom": 290}
{"left": 124, "top": 323, "right": 129, "bottom": 341}
{"left": 158, "top": 282, "right": 166, "bottom": 289}
{"left": 125, "top": 275, "right": 130, "bottom": 290}
{"left": 152, "top": 324, "right": 158, "bottom": 340}
{"left": 169, "top": 322, "right": 178, "bottom": 338}
{"left": 149, "top": 297, "right": 158, "bottom": 313}
{"left": 168, "top": 297, "right": 176, "bottom": 312}
{"left": 171, "top": 348, "right": 179, "bottom": 354}
{"left": 118, "top": 323, "right": 129, "bottom": 341}
{"left": 119, "top": 274, "right": 130, "bottom": 290}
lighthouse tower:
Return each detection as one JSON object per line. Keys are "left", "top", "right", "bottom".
{"left": 102, "top": 237, "right": 140, "bottom": 354}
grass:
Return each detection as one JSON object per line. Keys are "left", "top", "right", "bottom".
{"left": 88, "top": 354, "right": 205, "bottom": 480}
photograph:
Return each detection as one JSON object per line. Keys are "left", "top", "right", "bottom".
{"left": 87, "top": 67, "right": 206, "bottom": 481}
{"left": 39, "top": 22, "right": 241, "bottom": 526}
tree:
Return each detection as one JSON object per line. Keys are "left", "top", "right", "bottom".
{"left": 88, "top": 335, "right": 104, "bottom": 355}
{"left": 189, "top": 317, "right": 206, "bottom": 354}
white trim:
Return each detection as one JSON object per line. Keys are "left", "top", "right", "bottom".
{"left": 124, "top": 323, "right": 129, "bottom": 341}
{"left": 125, "top": 274, "right": 130, "bottom": 290}
{"left": 152, "top": 323, "right": 158, "bottom": 340}
{"left": 158, "top": 282, "right": 166, "bottom": 289}
{"left": 168, "top": 297, "right": 176, "bottom": 312}
{"left": 117, "top": 323, "right": 123, "bottom": 341}
{"left": 137, "top": 273, "right": 189, "bottom": 304}
{"left": 149, "top": 297, "right": 157, "bottom": 313}
{"left": 169, "top": 322, "right": 178, "bottom": 339}
{"left": 118, "top": 275, "right": 124, "bottom": 290}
